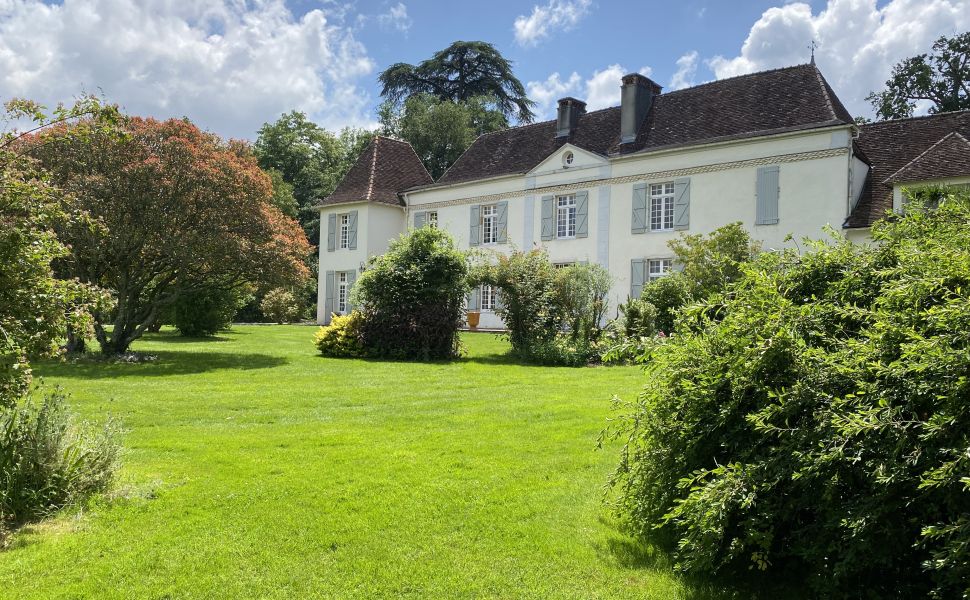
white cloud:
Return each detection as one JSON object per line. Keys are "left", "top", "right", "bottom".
{"left": 377, "top": 3, "right": 412, "bottom": 33}
{"left": 514, "top": 0, "right": 592, "bottom": 47}
{"left": 706, "top": 0, "right": 970, "bottom": 117}
{"left": 0, "top": 0, "right": 377, "bottom": 139}
{"left": 669, "top": 51, "right": 699, "bottom": 90}
{"left": 527, "top": 71, "right": 582, "bottom": 115}
{"left": 526, "top": 64, "right": 653, "bottom": 117}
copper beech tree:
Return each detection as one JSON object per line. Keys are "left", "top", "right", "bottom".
{"left": 29, "top": 117, "right": 311, "bottom": 354}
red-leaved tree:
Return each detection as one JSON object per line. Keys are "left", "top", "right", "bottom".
{"left": 28, "top": 117, "right": 311, "bottom": 353}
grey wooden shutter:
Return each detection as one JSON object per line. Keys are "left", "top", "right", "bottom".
{"left": 575, "top": 191, "right": 589, "bottom": 238}
{"left": 674, "top": 178, "right": 691, "bottom": 230}
{"left": 469, "top": 205, "right": 480, "bottom": 246}
{"left": 495, "top": 288, "right": 504, "bottom": 311}
{"left": 324, "top": 270, "right": 335, "bottom": 322}
{"left": 496, "top": 201, "right": 508, "bottom": 243}
{"left": 630, "top": 259, "right": 646, "bottom": 299}
{"left": 632, "top": 184, "right": 647, "bottom": 234}
{"left": 756, "top": 166, "right": 780, "bottom": 225}
{"left": 347, "top": 210, "right": 358, "bottom": 249}
{"left": 346, "top": 270, "right": 357, "bottom": 312}
{"left": 327, "top": 213, "right": 336, "bottom": 252}
{"left": 540, "top": 195, "right": 554, "bottom": 241}
{"left": 414, "top": 211, "right": 426, "bottom": 229}
{"left": 467, "top": 287, "right": 481, "bottom": 310}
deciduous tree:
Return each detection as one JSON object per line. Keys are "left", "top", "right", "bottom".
{"left": 28, "top": 117, "right": 311, "bottom": 354}
{"left": 867, "top": 31, "right": 970, "bottom": 119}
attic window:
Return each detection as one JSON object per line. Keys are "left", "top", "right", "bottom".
{"left": 562, "top": 151, "right": 574, "bottom": 167}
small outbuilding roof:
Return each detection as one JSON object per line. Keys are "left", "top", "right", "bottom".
{"left": 846, "top": 110, "right": 970, "bottom": 228}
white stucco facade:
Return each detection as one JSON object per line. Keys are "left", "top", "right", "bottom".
{"left": 388, "top": 126, "right": 866, "bottom": 327}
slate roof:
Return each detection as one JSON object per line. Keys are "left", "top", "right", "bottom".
{"left": 319, "top": 136, "right": 433, "bottom": 207}
{"left": 846, "top": 111, "right": 970, "bottom": 228}
{"left": 434, "top": 64, "right": 853, "bottom": 186}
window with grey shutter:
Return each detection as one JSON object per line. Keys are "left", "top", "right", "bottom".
{"left": 414, "top": 211, "right": 426, "bottom": 229}
{"left": 630, "top": 259, "right": 646, "bottom": 299}
{"left": 575, "top": 191, "right": 589, "bottom": 238}
{"left": 347, "top": 210, "right": 358, "bottom": 249}
{"left": 346, "top": 270, "right": 357, "bottom": 312}
{"left": 540, "top": 195, "right": 554, "bottom": 240}
{"left": 632, "top": 184, "right": 647, "bottom": 234}
{"left": 324, "top": 270, "right": 335, "bottom": 322}
{"left": 469, "top": 205, "right": 480, "bottom": 246}
{"left": 496, "top": 201, "right": 508, "bottom": 243}
{"left": 467, "top": 287, "right": 481, "bottom": 310}
{"left": 756, "top": 166, "right": 780, "bottom": 225}
{"left": 327, "top": 213, "right": 336, "bottom": 252}
{"left": 674, "top": 178, "right": 690, "bottom": 230}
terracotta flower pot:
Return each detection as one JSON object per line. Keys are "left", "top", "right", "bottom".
{"left": 466, "top": 310, "right": 481, "bottom": 331}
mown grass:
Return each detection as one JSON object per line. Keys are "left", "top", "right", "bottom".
{"left": 1, "top": 326, "right": 746, "bottom": 599}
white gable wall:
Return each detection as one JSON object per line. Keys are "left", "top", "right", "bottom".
{"left": 316, "top": 202, "right": 405, "bottom": 324}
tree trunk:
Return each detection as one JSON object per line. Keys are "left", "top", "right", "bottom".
{"left": 65, "top": 326, "right": 87, "bottom": 354}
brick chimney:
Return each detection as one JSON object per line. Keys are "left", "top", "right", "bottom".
{"left": 556, "top": 97, "right": 587, "bottom": 138}
{"left": 620, "top": 73, "right": 661, "bottom": 144}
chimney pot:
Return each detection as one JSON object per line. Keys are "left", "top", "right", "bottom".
{"left": 620, "top": 73, "right": 661, "bottom": 144}
{"left": 556, "top": 97, "right": 587, "bottom": 138}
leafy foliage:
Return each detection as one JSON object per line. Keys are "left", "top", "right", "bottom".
{"left": 379, "top": 94, "right": 508, "bottom": 179}
{"left": 0, "top": 98, "right": 121, "bottom": 537}
{"left": 609, "top": 190, "right": 970, "bottom": 598}
{"left": 260, "top": 288, "right": 301, "bottom": 324}
{"left": 352, "top": 227, "right": 468, "bottom": 360}
{"left": 28, "top": 116, "right": 311, "bottom": 354}
{"left": 254, "top": 111, "right": 373, "bottom": 241}
{"left": 314, "top": 311, "right": 365, "bottom": 358}
{"left": 867, "top": 31, "right": 970, "bottom": 119}
{"left": 1, "top": 389, "right": 120, "bottom": 532}
{"left": 378, "top": 41, "right": 535, "bottom": 123}
{"left": 476, "top": 250, "right": 611, "bottom": 365}
{"left": 171, "top": 286, "right": 250, "bottom": 337}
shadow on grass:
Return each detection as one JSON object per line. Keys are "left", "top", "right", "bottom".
{"left": 139, "top": 331, "right": 234, "bottom": 344}
{"left": 35, "top": 350, "right": 287, "bottom": 379}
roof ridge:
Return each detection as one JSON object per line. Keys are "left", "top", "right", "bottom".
{"left": 861, "top": 109, "right": 970, "bottom": 127}
{"left": 365, "top": 136, "right": 380, "bottom": 201}
{"left": 882, "top": 131, "right": 970, "bottom": 183}
{"left": 475, "top": 106, "right": 621, "bottom": 139}
{"left": 658, "top": 63, "right": 814, "bottom": 97}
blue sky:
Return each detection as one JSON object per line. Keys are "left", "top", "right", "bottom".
{"left": 1, "top": 0, "right": 967, "bottom": 138}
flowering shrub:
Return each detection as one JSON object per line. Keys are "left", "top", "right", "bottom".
{"left": 314, "top": 312, "right": 365, "bottom": 358}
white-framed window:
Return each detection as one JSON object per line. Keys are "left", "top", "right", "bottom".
{"left": 650, "top": 182, "right": 675, "bottom": 231}
{"left": 553, "top": 261, "right": 575, "bottom": 269}
{"left": 562, "top": 151, "right": 574, "bottom": 167}
{"left": 648, "top": 258, "right": 673, "bottom": 281}
{"left": 556, "top": 194, "right": 577, "bottom": 238}
{"left": 480, "top": 284, "right": 497, "bottom": 311}
{"left": 428, "top": 211, "right": 438, "bottom": 228}
{"left": 481, "top": 204, "right": 498, "bottom": 245}
{"left": 337, "top": 272, "right": 349, "bottom": 313}
{"left": 339, "top": 213, "right": 350, "bottom": 249}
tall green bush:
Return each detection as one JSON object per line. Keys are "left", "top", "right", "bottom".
{"left": 609, "top": 192, "right": 970, "bottom": 598}
{"left": 352, "top": 227, "right": 468, "bottom": 360}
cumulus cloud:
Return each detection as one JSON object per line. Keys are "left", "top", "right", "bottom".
{"left": 377, "top": 3, "right": 412, "bottom": 33}
{"left": 526, "top": 64, "right": 653, "bottom": 117}
{"left": 706, "top": 0, "right": 970, "bottom": 117}
{"left": 514, "top": 0, "right": 592, "bottom": 47}
{"left": 669, "top": 51, "right": 699, "bottom": 90}
{"left": 0, "top": 0, "right": 377, "bottom": 139}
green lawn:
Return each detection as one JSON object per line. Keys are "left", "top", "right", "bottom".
{"left": 1, "top": 326, "right": 738, "bottom": 599}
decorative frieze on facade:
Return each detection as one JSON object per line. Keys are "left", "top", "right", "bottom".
{"left": 411, "top": 147, "right": 848, "bottom": 210}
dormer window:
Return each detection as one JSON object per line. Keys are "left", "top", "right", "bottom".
{"left": 562, "top": 151, "right": 574, "bottom": 167}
